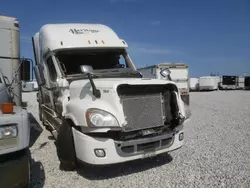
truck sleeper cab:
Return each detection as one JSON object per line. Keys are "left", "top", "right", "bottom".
{"left": 33, "top": 23, "right": 189, "bottom": 169}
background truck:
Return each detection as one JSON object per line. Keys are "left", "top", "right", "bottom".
{"left": 245, "top": 76, "right": 250, "bottom": 90}
{"left": 0, "top": 15, "right": 31, "bottom": 187}
{"left": 33, "top": 23, "right": 190, "bottom": 170}
{"left": 137, "top": 63, "right": 190, "bottom": 105}
{"left": 219, "top": 75, "right": 237, "bottom": 90}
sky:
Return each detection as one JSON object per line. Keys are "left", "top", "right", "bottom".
{"left": 1, "top": 0, "right": 250, "bottom": 77}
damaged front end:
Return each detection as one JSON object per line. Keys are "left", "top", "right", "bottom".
{"left": 84, "top": 83, "right": 187, "bottom": 156}
{"left": 117, "top": 84, "right": 186, "bottom": 132}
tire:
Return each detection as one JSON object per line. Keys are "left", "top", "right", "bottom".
{"left": 22, "top": 149, "right": 31, "bottom": 188}
{"left": 55, "top": 120, "right": 77, "bottom": 171}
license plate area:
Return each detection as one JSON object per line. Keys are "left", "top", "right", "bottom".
{"left": 142, "top": 149, "right": 157, "bottom": 159}
{"left": 137, "top": 140, "right": 160, "bottom": 152}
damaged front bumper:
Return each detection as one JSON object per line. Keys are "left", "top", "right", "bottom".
{"left": 72, "top": 124, "right": 184, "bottom": 165}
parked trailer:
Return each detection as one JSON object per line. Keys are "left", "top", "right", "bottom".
{"left": 236, "top": 76, "right": 245, "bottom": 90}
{"left": 189, "top": 78, "right": 199, "bottom": 91}
{"left": 219, "top": 76, "right": 237, "bottom": 90}
{"left": 199, "top": 76, "right": 219, "bottom": 91}
{"left": 245, "top": 76, "right": 250, "bottom": 90}
{"left": 138, "top": 63, "right": 190, "bottom": 105}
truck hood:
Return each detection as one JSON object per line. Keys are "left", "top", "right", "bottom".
{"left": 69, "top": 77, "right": 178, "bottom": 96}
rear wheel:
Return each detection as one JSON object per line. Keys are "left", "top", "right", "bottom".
{"left": 55, "top": 119, "right": 77, "bottom": 171}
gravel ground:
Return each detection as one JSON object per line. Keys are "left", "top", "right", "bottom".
{"left": 23, "top": 90, "right": 250, "bottom": 188}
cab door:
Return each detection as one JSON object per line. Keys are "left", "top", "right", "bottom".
{"left": 42, "top": 54, "right": 60, "bottom": 126}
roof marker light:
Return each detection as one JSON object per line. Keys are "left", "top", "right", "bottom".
{"left": 101, "top": 40, "right": 105, "bottom": 44}
{"left": 95, "top": 40, "right": 98, "bottom": 44}
{"left": 88, "top": 40, "right": 91, "bottom": 44}
{"left": 122, "top": 41, "right": 125, "bottom": 44}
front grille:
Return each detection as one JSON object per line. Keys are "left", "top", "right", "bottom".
{"left": 137, "top": 141, "right": 160, "bottom": 152}
{"left": 115, "top": 131, "right": 174, "bottom": 156}
{"left": 121, "top": 93, "right": 164, "bottom": 131}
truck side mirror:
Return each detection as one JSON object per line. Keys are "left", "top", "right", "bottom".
{"left": 20, "top": 59, "right": 32, "bottom": 81}
{"left": 34, "top": 64, "right": 45, "bottom": 86}
{"left": 160, "top": 68, "right": 172, "bottom": 81}
{"left": 80, "top": 65, "right": 94, "bottom": 75}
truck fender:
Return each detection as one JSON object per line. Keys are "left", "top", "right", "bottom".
{"left": 64, "top": 113, "right": 79, "bottom": 126}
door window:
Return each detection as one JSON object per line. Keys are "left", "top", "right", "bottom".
{"left": 46, "top": 57, "right": 57, "bottom": 82}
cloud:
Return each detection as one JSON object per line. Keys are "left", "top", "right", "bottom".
{"left": 109, "top": 0, "right": 137, "bottom": 3}
{"left": 128, "top": 42, "right": 175, "bottom": 55}
{"left": 150, "top": 20, "right": 161, "bottom": 26}
{"left": 20, "top": 35, "right": 32, "bottom": 44}
{"left": 133, "top": 47, "right": 171, "bottom": 55}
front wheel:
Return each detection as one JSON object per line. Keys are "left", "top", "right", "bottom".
{"left": 55, "top": 120, "right": 77, "bottom": 171}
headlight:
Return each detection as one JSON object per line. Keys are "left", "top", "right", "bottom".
{"left": 86, "top": 109, "right": 119, "bottom": 127}
{"left": 0, "top": 125, "right": 18, "bottom": 139}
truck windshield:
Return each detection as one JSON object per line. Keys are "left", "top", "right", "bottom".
{"left": 55, "top": 49, "right": 141, "bottom": 78}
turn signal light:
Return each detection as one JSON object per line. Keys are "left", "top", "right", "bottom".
{"left": 2, "top": 103, "right": 14, "bottom": 114}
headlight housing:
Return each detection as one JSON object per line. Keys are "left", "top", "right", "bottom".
{"left": 86, "top": 109, "right": 119, "bottom": 127}
{"left": 0, "top": 125, "right": 18, "bottom": 139}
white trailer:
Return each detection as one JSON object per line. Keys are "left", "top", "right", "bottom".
{"left": 219, "top": 76, "right": 237, "bottom": 90}
{"left": 0, "top": 15, "right": 31, "bottom": 187}
{"left": 189, "top": 77, "right": 199, "bottom": 91}
{"left": 138, "top": 63, "right": 190, "bottom": 105}
{"left": 33, "top": 23, "right": 190, "bottom": 170}
{"left": 236, "top": 76, "right": 245, "bottom": 90}
{"left": 199, "top": 76, "right": 219, "bottom": 91}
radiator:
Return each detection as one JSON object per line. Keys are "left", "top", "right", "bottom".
{"left": 121, "top": 93, "right": 164, "bottom": 131}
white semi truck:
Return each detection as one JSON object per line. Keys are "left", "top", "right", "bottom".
{"left": 33, "top": 23, "right": 190, "bottom": 170}
{"left": 0, "top": 15, "right": 31, "bottom": 187}
{"left": 138, "top": 63, "right": 190, "bottom": 105}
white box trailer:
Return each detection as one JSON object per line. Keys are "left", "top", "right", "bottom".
{"left": 236, "top": 76, "right": 245, "bottom": 90}
{"left": 199, "top": 76, "right": 219, "bottom": 91}
{"left": 138, "top": 63, "right": 190, "bottom": 105}
{"left": 219, "top": 76, "right": 237, "bottom": 90}
{"left": 33, "top": 23, "right": 190, "bottom": 170}
{"left": 245, "top": 76, "right": 250, "bottom": 90}
{"left": 189, "top": 77, "right": 199, "bottom": 91}
{"left": 0, "top": 15, "right": 31, "bottom": 187}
